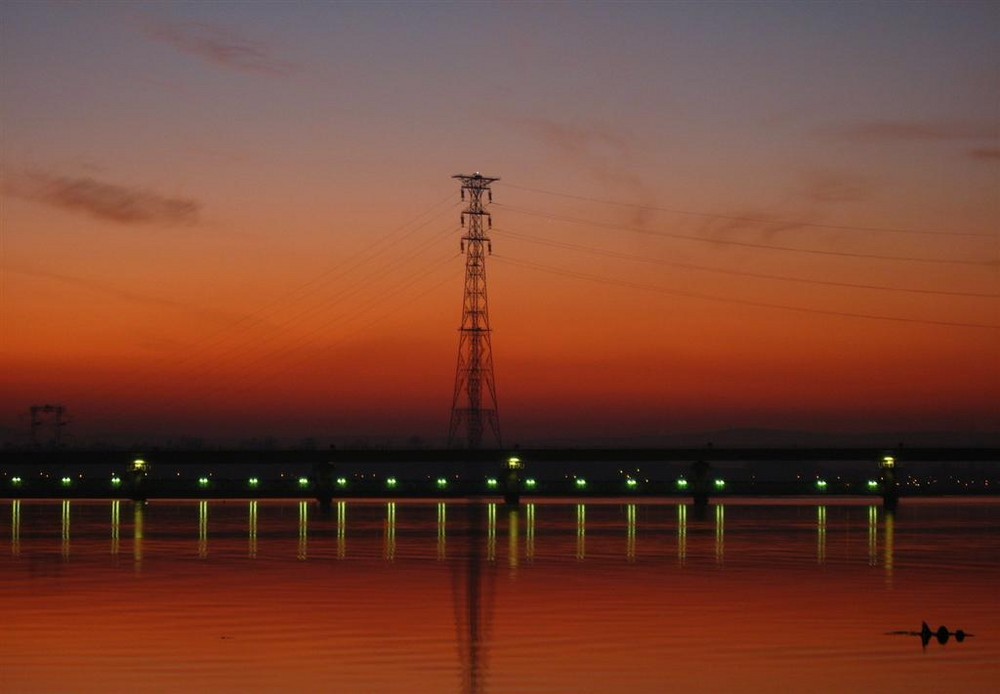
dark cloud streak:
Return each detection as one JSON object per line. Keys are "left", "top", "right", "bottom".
{"left": 832, "top": 119, "right": 996, "bottom": 143}
{"left": 5, "top": 172, "right": 200, "bottom": 226}
{"left": 142, "top": 19, "right": 297, "bottom": 76}
{"left": 969, "top": 147, "right": 1000, "bottom": 161}
{"left": 509, "top": 116, "right": 655, "bottom": 225}
{"left": 798, "top": 170, "right": 873, "bottom": 204}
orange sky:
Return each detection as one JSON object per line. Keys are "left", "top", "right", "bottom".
{"left": 1, "top": 3, "right": 997, "bottom": 445}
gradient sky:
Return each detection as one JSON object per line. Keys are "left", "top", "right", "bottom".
{"left": 2, "top": 1, "right": 997, "bottom": 446}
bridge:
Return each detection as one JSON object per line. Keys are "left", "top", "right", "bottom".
{"left": 3, "top": 446, "right": 996, "bottom": 502}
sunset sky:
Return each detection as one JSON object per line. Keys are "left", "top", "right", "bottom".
{"left": 2, "top": 1, "right": 997, "bottom": 446}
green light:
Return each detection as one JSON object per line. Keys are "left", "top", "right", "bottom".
{"left": 867, "top": 479, "right": 879, "bottom": 489}
{"left": 198, "top": 477, "right": 209, "bottom": 487}
{"left": 626, "top": 478, "right": 638, "bottom": 488}
{"left": 61, "top": 477, "right": 72, "bottom": 486}
{"left": 111, "top": 476, "right": 122, "bottom": 486}
{"left": 436, "top": 478, "right": 448, "bottom": 488}
{"left": 486, "top": 478, "right": 498, "bottom": 488}
{"left": 575, "top": 478, "right": 587, "bottom": 488}
{"left": 714, "top": 479, "right": 725, "bottom": 489}
{"left": 525, "top": 478, "right": 536, "bottom": 487}
{"left": 12, "top": 476, "right": 23, "bottom": 486}
{"left": 248, "top": 477, "right": 259, "bottom": 487}
{"left": 816, "top": 479, "right": 828, "bottom": 489}
{"left": 336, "top": 477, "right": 347, "bottom": 487}
{"left": 386, "top": 477, "right": 397, "bottom": 488}
{"left": 298, "top": 477, "right": 309, "bottom": 487}
{"left": 676, "top": 478, "right": 688, "bottom": 489}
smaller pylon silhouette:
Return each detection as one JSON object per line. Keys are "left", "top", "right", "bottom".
{"left": 30, "top": 404, "right": 69, "bottom": 448}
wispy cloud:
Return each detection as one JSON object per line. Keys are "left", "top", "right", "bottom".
{"left": 969, "top": 147, "right": 1000, "bottom": 161}
{"left": 831, "top": 119, "right": 996, "bottom": 143}
{"left": 510, "top": 116, "right": 653, "bottom": 220}
{"left": 142, "top": 19, "right": 296, "bottom": 76}
{"left": 515, "top": 117, "right": 632, "bottom": 163}
{"left": 797, "top": 170, "right": 873, "bottom": 204}
{"left": 4, "top": 172, "right": 200, "bottom": 226}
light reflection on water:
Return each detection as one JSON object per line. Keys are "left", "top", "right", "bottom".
{"left": 2, "top": 498, "right": 999, "bottom": 692}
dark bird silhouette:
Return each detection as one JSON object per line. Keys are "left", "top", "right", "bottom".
{"left": 886, "top": 622, "right": 973, "bottom": 648}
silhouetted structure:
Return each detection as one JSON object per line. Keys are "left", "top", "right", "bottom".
{"left": 879, "top": 454, "right": 899, "bottom": 509}
{"left": 29, "top": 404, "right": 68, "bottom": 448}
{"left": 887, "top": 622, "right": 974, "bottom": 648}
{"left": 503, "top": 455, "right": 522, "bottom": 505}
{"left": 691, "top": 459, "right": 711, "bottom": 506}
{"left": 448, "top": 173, "right": 502, "bottom": 450}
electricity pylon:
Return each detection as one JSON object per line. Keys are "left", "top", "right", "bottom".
{"left": 448, "top": 173, "right": 501, "bottom": 449}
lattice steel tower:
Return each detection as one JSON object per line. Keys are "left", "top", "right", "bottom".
{"left": 448, "top": 173, "right": 501, "bottom": 449}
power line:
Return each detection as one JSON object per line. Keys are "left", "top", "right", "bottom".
{"left": 501, "top": 181, "right": 995, "bottom": 239}
{"left": 493, "top": 254, "right": 1000, "bottom": 330}
{"left": 80, "top": 192, "right": 461, "bottom": 409}
{"left": 491, "top": 227, "right": 999, "bottom": 299}
{"left": 190, "top": 251, "right": 461, "bottom": 404}
{"left": 172, "top": 193, "right": 461, "bottom": 369}
{"left": 156, "top": 225, "right": 460, "bottom": 397}
{"left": 498, "top": 205, "right": 994, "bottom": 266}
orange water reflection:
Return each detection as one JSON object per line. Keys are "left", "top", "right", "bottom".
{"left": 2, "top": 499, "right": 998, "bottom": 692}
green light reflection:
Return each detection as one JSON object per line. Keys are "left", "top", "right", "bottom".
{"left": 868, "top": 505, "right": 878, "bottom": 567}
{"left": 111, "top": 500, "right": 120, "bottom": 556}
{"left": 61, "top": 500, "right": 71, "bottom": 558}
{"left": 715, "top": 504, "right": 725, "bottom": 564}
{"left": 298, "top": 501, "right": 308, "bottom": 560}
{"left": 626, "top": 504, "right": 636, "bottom": 561}
{"left": 337, "top": 501, "right": 346, "bottom": 559}
{"left": 817, "top": 505, "right": 826, "bottom": 564}
{"left": 249, "top": 500, "right": 258, "bottom": 558}
{"left": 576, "top": 504, "right": 586, "bottom": 560}
{"left": 437, "top": 502, "right": 447, "bottom": 560}
{"left": 385, "top": 502, "right": 396, "bottom": 560}
{"left": 677, "top": 503, "right": 687, "bottom": 564}
{"left": 526, "top": 503, "right": 535, "bottom": 560}
{"left": 487, "top": 503, "right": 497, "bottom": 562}
{"left": 11, "top": 500, "right": 20, "bottom": 556}
{"left": 198, "top": 500, "right": 208, "bottom": 558}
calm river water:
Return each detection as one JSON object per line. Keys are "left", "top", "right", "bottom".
{"left": 2, "top": 498, "right": 998, "bottom": 692}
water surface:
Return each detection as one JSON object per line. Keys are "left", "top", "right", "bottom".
{"left": 2, "top": 498, "right": 998, "bottom": 692}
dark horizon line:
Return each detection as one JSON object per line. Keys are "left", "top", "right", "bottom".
{"left": 6, "top": 446, "right": 1000, "bottom": 466}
